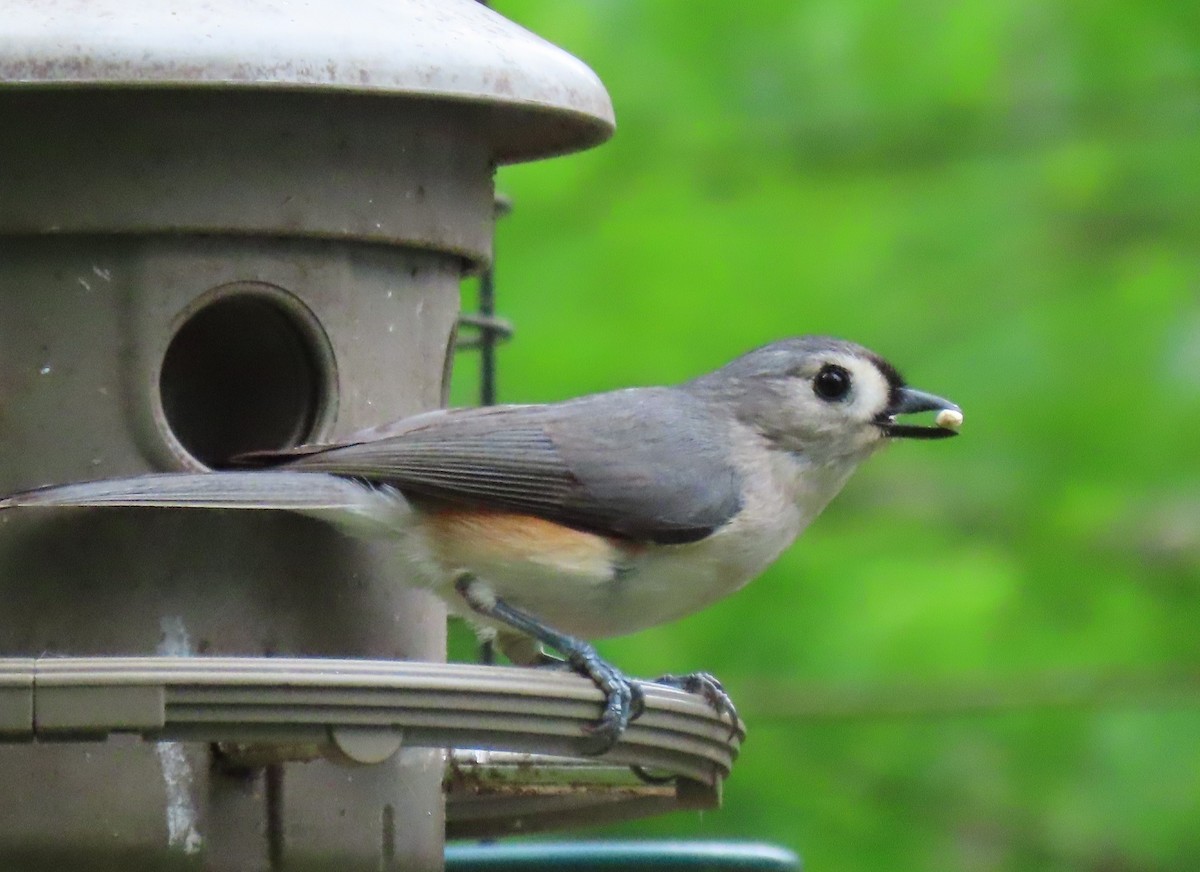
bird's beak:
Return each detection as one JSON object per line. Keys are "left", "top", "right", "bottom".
{"left": 876, "top": 387, "right": 963, "bottom": 440}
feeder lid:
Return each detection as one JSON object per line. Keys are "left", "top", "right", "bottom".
{"left": 0, "top": 0, "right": 614, "bottom": 162}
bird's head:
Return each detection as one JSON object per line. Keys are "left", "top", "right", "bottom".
{"left": 687, "top": 336, "right": 962, "bottom": 466}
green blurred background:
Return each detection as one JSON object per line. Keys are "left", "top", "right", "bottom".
{"left": 449, "top": 2, "right": 1200, "bottom": 869}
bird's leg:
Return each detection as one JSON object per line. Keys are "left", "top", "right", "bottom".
{"left": 646, "top": 672, "right": 741, "bottom": 738}
{"left": 454, "top": 574, "right": 643, "bottom": 754}
{"left": 478, "top": 638, "right": 497, "bottom": 666}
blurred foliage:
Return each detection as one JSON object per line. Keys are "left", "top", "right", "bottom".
{"left": 447, "top": 2, "right": 1200, "bottom": 869}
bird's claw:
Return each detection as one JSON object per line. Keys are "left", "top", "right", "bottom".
{"left": 629, "top": 681, "right": 647, "bottom": 720}
{"left": 569, "top": 646, "right": 644, "bottom": 755}
{"left": 649, "top": 671, "right": 741, "bottom": 739}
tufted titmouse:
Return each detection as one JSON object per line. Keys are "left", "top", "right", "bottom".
{"left": 0, "top": 336, "right": 961, "bottom": 750}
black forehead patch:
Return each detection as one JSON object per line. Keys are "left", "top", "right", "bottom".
{"left": 869, "top": 354, "right": 906, "bottom": 388}
{"left": 868, "top": 353, "right": 907, "bottom": 409}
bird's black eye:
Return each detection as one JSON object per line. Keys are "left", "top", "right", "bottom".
{"left": 813, "top": 364, "right": 852, "bottom": 401}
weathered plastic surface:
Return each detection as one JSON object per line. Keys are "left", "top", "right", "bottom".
{"left": 445, "top": 751, "right": 724, "bottom": 840}
{"left": 0, "top": 237, "right": 457, "bottom": 871}
{"left": 0, "top": 658, "right": 741, "bottom": 777}
{"left": 0, "top": 93, "right": 499, "bottom": 265}
{"left": 0, "top": 656, "right": 744, "bottom": 839}
{"left": 0, "top": 0, "right": 615, "bottom": 164}
{"left": 0, "top": 2, "right": 617, "bottom": 867}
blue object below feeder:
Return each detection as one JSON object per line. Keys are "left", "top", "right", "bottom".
{"left": 444, "top": 841, "right": 801, "bottom": 872}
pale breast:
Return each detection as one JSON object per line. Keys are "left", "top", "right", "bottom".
{"left": 407, "top": 422, "right": 862, "bottom": 641}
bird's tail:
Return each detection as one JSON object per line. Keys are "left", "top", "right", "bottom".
{"left": 0, "top": 471, "right": 410, "bottom": 538}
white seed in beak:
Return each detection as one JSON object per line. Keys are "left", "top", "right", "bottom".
{"left": 935, "top": 409, "right": 964, "bottom": 430}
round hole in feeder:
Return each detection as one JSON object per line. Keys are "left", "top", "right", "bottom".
{"left": 158, "top": 285, "right": 336, "bottom": 469}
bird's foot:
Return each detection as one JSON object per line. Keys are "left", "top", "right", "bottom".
{"left": 567, "top": 643, "right": 645, "bottom": 755}
{"left": 453, "top": 574, "right": 643, "bottom": 755}
{"left": 648, "top": 671, "right": 741, "bottom": 738}
{"left": 531, "top": 645, "right": 646, "bottom": 753}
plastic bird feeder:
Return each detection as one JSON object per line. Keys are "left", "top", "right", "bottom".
{"left": 0, "top": 1, "right": 744, "bottom": 868}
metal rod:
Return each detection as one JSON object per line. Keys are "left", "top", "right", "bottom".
{"left": 475, "top": 193, "right": 512, "bottom": 666}
{"left": 478, "top": 264, "right": 498, "bottom": 406}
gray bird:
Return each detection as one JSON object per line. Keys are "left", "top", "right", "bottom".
{"left": 0, "top": 336, "right": 962, "bottom": 750}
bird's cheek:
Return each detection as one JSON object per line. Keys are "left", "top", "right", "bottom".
{"left": 840, "top": 424, "right": 888, "bottom": 460}
{"left": 867, "top": 428, "right": 893, "bottom": 453}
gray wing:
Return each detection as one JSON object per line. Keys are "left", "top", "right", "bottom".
{"left": 247, "top": 388, "right": 744, "bottom": 544}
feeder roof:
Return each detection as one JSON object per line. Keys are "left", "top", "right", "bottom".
{"left": 0, "top": 0, "right": 615, "bottom": 162}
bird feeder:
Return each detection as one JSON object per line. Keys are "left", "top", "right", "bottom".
{"left": 0, "top": 1, "right": 742, "bottom": 868}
